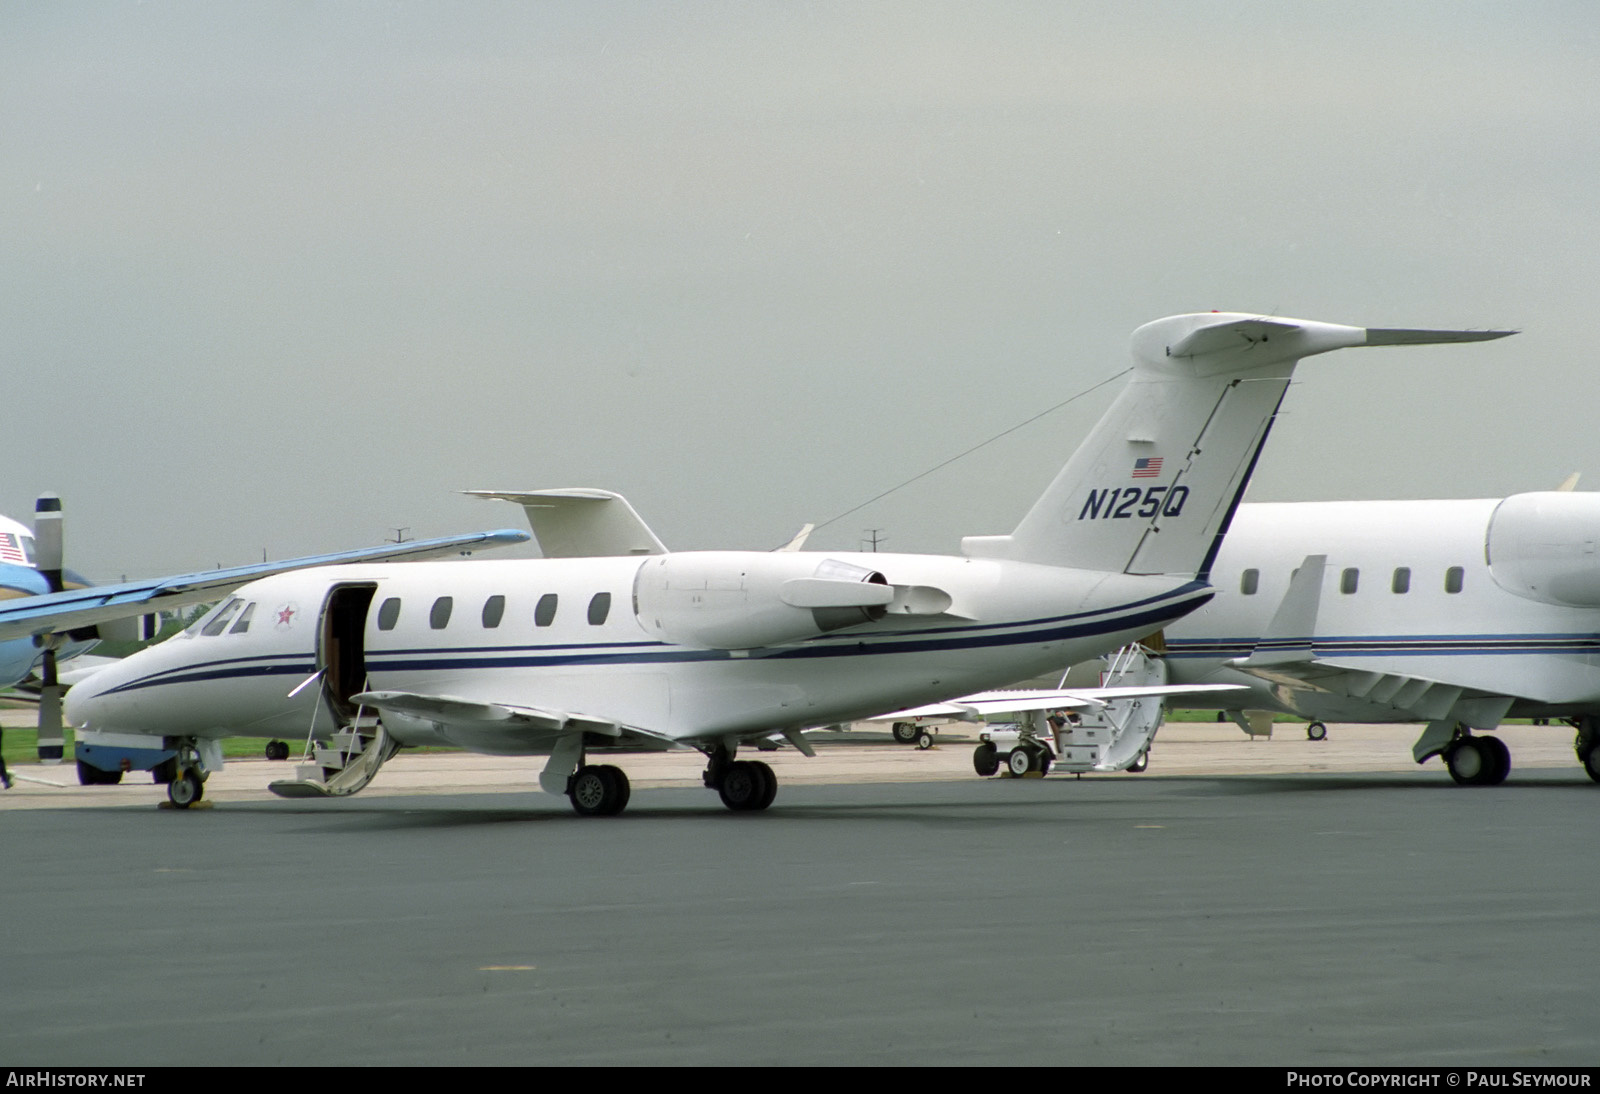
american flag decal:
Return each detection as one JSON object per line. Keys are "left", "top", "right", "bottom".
{"left": 1131, "top": 457, "right": 1163, "bottom": 479}
{"left": 0, "top": 533, "right": 25, "bottom": 564}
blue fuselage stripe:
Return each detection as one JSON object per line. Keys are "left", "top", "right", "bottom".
{"left": 98, "top": 586, "right": 1213, "bottom": 696}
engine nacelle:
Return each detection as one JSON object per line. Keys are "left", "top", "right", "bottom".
{"left": 1487, "top": 492, "right": 1600, "bottom": 607}
{"left": 633, "top": 552, "right": 902, "bottom": 649}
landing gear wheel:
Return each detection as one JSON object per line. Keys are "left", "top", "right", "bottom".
{"left": 1584, "top": 747, "right": 1600, "bottom": 785}
{"left": 748, "top": 760, "right": 777, "bottom": 810}
{"left": 595, "top": 764, "right": 631, "bottom": 814}
{"left": 568, "top": 764, "right": 628, "bottom": 816}
{"left": 718, "top": 761, "right": 772, "bottom": 811}
{"left": 1036, "top": 750, "right": 1052, "bottom": 776}
{"left": 1126, "top": 751, "right": 1149, "bottom": 773}
{"left": 265, "top": 740, "right": 291, "bottom": 761}
{"left": 167, "top": 768, "right": 204, "bottom": 808}
{"left": 1306, "top": 722, "right": 1328, "bottom": 742}
{"left": 1478, "top": 736, "right": 1511, "bottom": 785}
{"left": 891, "top": 722, "right": 918, "bottom": 744}
{"left": 915, "top": 730, "right": 935, "bottom": 751}
{"left": 76, "top": 760, "right": 123, "bottom": 785}
{"left": 973, "top": 742, "right": 1000, "bottom": 777}
{"left": 1006, "top": 748, "right": 1034, "bottom": 777}
{"left": 1444, "top": 738, "right": 1501, "bottom": 787}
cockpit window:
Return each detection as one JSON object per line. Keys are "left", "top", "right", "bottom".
{"left": 200, "top": 598, "right": 244, "bottom": 637}
{"left": 228, "top": 602, "right": 256, "bottom": 634}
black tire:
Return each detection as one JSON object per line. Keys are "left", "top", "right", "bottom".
{"left": 1306, "top": 722, "right": 1328, "bottom": 742}
{"left": 1037, "top": 750, "right": 1052, "bottom": 776}
{"left": 76, "top": 760, "right": 122, "bottom": 786}
{"left": 1006, "top": 748, "right": 1033, "bottom": 777}
{"left": 973, "top": 743, "right": 1000, "bottom": 777}
{"left": 915, "top": 731, "right": 934, "bottom": 751}
{"left": 718, "top": 761, "right": 765, "bottom": 811}
{"left": 168, "top": 769, "right": 203, "bottom": 808}
{"left": 1584, "top": 747, "right": 1600, "bottom": 785}
{"left": 595, "top": 765, "right": 631, "bottom": 815}
{"left": 1126, "top": 751, "right": 1149, "bottom": 773}
{"left": 150, "top": 757, "right": 178, "bottom": 785}
{"left": 891, "top": 722, "right": 918, "bottom": 744}
{"left": 1478, "top": 736, "right": 1511, "bottom": 785}
{"left": 747, "top": 760, "right": 777, "bottom": 810}
{"left": 568, "top": 765, "right": 617, "bottom": 816}
{"left": 1445, "top": 739, "right": 1493, "bottom": 786}
{"left": 265, "top": 741, "right": 291, "bottom": 762}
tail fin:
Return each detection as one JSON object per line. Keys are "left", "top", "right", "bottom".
{"left": 964, "top": 314, "right": 1513, "bottom": 577}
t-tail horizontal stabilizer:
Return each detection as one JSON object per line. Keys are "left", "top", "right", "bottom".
{"left": 966, "top": 314, "right": 1514, "bottom": 579}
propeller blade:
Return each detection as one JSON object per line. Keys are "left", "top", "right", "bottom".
{"left": 37, "top": 646, "right": 64, "bottom": 763}
{"left": 34, "top": 493, "right": 63, "bottom": 593}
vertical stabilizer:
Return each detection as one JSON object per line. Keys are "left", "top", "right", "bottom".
{"left": 980, "top": 314, "right": 1512, "bottom": 577}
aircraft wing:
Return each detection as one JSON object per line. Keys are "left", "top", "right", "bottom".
{"left": 868, "top": 683, "right": 1247, "bottom": 722}
{"left": 0, "top": 529, "right": 529, "bottom": 643}
{"left": 1225, "top": 654, "right": 1516, "bottom": 727}
{"left": 351, "top": 690, "right": 687, "bottom": 753}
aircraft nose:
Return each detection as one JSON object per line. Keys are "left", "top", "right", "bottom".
{"left": 63, "top": 658, "right": 138, "bottom": 731}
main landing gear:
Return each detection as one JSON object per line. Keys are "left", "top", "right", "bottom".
{"left": 891, "top": 721, "right": 937, "bottom": 750}
{"left": 567, "top": 764, "right": 631, "bottom": 816}
{"left": 703, "top": 746, "right": 777, "bottom": 812}
{"left": 1573, "top": 717, "right": 1600, "bottom": 785}
{"left": 1443, "top": 733, "right": 1511, "bottom": 787}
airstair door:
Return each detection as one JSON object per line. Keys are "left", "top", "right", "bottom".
{"left": 317, "top": 583, "right": 377, "bottom": 724}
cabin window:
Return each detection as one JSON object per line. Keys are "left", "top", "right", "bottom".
{"left": 1391, "top": 567, "right": 1411, "bottom": 594}
{"left": 1240, "top": 569, "right": 1259, "bottom": 595}
{"left": 1340, "top": 568, "right": 1359, "bottom": 595}
{"left": 228, "top": 602, "right": 256, "bottom": 634}
{"left": 588, "top": 592, "right": 612, "bottom": 625}
{"left": 430, "top": 597, "right": 453, "bottom": 630}
{"left": 535, "top": 593, "right": 558, "bottom": 627}
{"left": 1445, "top": 566, "right": 1465, "bottom": 594}
{"left": 377, "top": 597, "right": 401, "bottom": 631}
{"left": 201, "top": 598, "right": 243, "bottom": 637}
{"left": 482, "top": 595, "right": 505, "bottom": 629}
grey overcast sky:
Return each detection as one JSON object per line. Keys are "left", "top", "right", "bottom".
{"left": 4, "top": 2, "right": 1597, "bottom": 579}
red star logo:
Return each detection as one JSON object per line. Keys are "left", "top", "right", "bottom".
{"left": 277, "top": 606, "right": 296, "bottom": 625}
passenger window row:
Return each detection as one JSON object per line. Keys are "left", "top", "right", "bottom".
{"left": 1238, "top": 566, "right": 1466, "bottom": 596}
{"left": 374, "top": 592, "right": 613, "bottom": 632}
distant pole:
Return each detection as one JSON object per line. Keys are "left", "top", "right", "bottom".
{"left": 388, "top": 527, "right": 412, "bottom": 544}
{"left": 863, "top": 529, "right": 887, "bottom": 553}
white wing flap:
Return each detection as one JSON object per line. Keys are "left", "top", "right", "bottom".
{"left": 869, "top": 683, "right": 1246, "bottom": 722}
{"left": 352, "top": 690, "right": 682, "bottom": 750}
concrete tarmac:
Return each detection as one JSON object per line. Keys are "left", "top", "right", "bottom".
{"left": 2, "top": 722, "right": 1596, "bottom": 1066}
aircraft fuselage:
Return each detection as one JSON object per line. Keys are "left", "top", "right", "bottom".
{"left": 67, "top": 551, "right": 1212, "bottom": 749}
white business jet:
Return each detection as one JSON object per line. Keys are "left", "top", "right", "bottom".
{"left": 64, "top": 313, "right": 1510, "bottom": 812}
{"left": 1154, "top": 491, "right": 1600, "bottom": 786}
